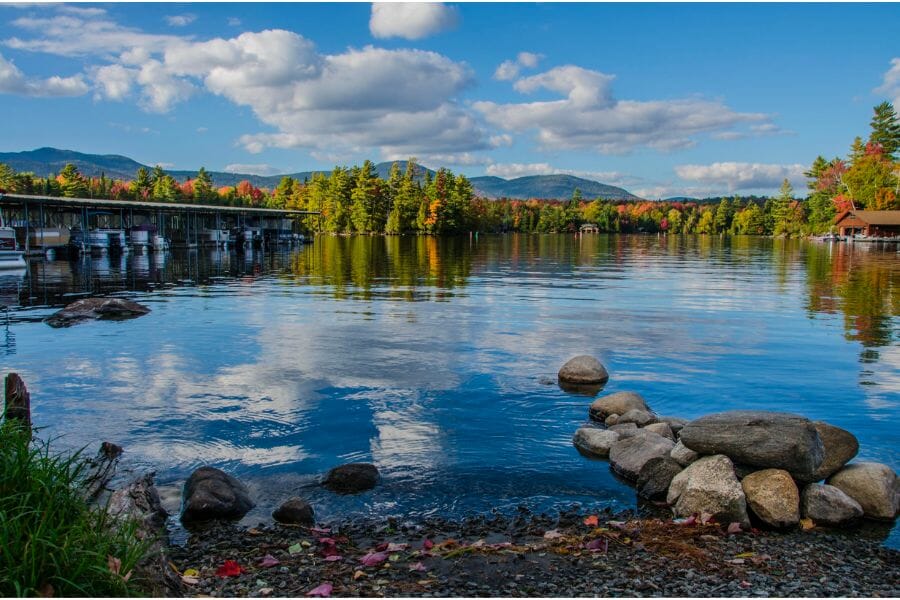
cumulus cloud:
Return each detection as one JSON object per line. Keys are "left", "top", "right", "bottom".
{"left": 674, "top": 162, "right": 806, "bottom": 192}
{"left": 369, "top": 3, "right": 458, "bottom": 40}
{"left": 476, "top": 65, "right": 772, "bottom": 154}
{"left": 0, "top": 52, "right": 88, "bottom": 97}
{"left": 165, "top": 14, "right": 196, "bottom": 27}
{"left": 223, "top": 163, "right": 284, "bottom": 176}
{"left": 408, "top": 152, "right": 493, "bottom": 167}
{"left": 485, "top": 162, "right": 634, "bottom": 186}
{"left": 875, "top": 57, "right": 900, "bottom": 106}
{"left": 493, "top": 50, "right": 543, "bottom": 81}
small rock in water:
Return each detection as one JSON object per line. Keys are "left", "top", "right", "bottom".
{"left": 181, "top": 466, "right": 255, "bottom": 524}
{"left": 609, "top": 430, "right": 675, "bottom": 482}
{"left": 572, "top": 427, "right": 620, "bottom": 459}
{"left": 558, "top": 355, "right": 609, "bottom": 385}
{"left": 323, "top": 463, "right": 380, "bottom": 494}
{"left": 273, "top": 497, "right": 315, "bottom": 525}
{"left": 826, "top": 462, "right": 899, "bottom": 520}
{"left": 589, "top": 391, "right": 650, "bottom": 421}
{"left": 45, "top": 297, "right": 151, "bottom": 328}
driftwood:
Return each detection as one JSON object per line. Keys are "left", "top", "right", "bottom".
{"left": 108, "top": 473, "right": 183, "bottom": 597}
{"left": 4, "top": 372, "right": 30, "bottom": 429}
{"left": 81, "top": 442, "right": 124, "bottom": 501}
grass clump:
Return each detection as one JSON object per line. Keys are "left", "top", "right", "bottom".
{"left": 0, "top": 421, "right": 149, "bottom": 596}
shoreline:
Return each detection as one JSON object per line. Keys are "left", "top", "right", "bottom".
{"left": 169, "top": 508, "right": 900, "bottom": 598}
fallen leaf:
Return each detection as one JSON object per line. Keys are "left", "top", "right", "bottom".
{"left": 182, "top": 568, "right": 199, "bottom": 577}
{"left": 215, "top": 560, "right": 243, "bottom": 577}
{"left": 386, "top": 542, "right": 408, "bottom": 552}
{"left": 740, "top": 581, "right": 752, "bottom": 589}
{"left": 409, "top": 561, "right": 427, "bottom": 572}
{"left": 324, "top": 555, "right": 343, "bottom": 562}
{"left": 673, "top": 515, "right": 697, "bottom": 526}
{"left": 727, "top": 558, "right": 746, "bottom": 565}
{"left": 727, "top": 522, "right": 743, "bottom": 535}
{"left": 353, "top": 570, "right": 366, "bottom": 580}
{"left": 258, "top": 554, "right": 280, "bottom": 568}
{"left": 301, "top": 540, "right": 312, "bottom": 548}
{"left": 259, "top": 588, "right": 273, "bottom": 597}
{"left": 310, "top": 527, "right": 331, "bottom": 535}
{"left": 700, "top": 512, "right": 715, "bottom": 525}
{"left": 360, "top": 551, "right": 389, "bottom": 567}
{"left": 422, "top": 539, "right": 434, "bottom": 550}
{"left": 288, "top": 543, "right": 303, "bottom": 555}
{"left": 181, "top": 576, "right": 200, "bottom": 585}
{"left": 543, "top": 529, "right": 564, "bottom": 540}
{"left": 247, "top": 528, "right": 263, "bottom": 536}
{"left": 585, "top": 538, "right": 609, "bottom": 553}
{"left": 388, "top": 553, "right": 400, "bottom": 562}
{"left": 306, "top": 582, "right": 333, "bottom": 598}
{"left": 735, "top": 552, "right": 756, "bottom": 559}
{"left": 583, "top": 515, "right": 599, "bottom": 527}
{"left": 107, "top": 555, "right": 122, "bottom": 576}
{"left": 800, "top": 518, "right": 815, "bottom": 531}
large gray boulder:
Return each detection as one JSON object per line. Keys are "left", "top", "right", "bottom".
{"left": 558, "top": 355, "right": 609, "bottom": 385}
{"left": 679, "top": 411, "right": 824, "bottom": 480}
{"left": 45, "top": 297, "right": 151, "bottom": 328}
{"left": 741, "top": 469, "right": 800, "bottom": 529}
{"left": 181, "top": 467, "right": 254, "bottom": 524}
{"left": 609, "top": 430, "right": 675, "bottom": 482}
{"left": 801, "top": 483, "right": 864, "bottom": 526}
{"left": 827, "top": 462, "right": 899, "bottom": 520}
{"left": 667, "top": 455, "right": 750, "bottom": 528}
{"left": 799, "top": 421, "right": 859, "bottom": 483}
{"left": 572, "top": 427, "right": 620, "bottom": 458}
{"left": 589, "top": 391, "right": 649, "bottom": 422}
{"left": 323, "top": 462, "right": 380, "bottom": 494}
{"left": 670, "top": 440, "right": 699, "bottom": 467}
{"left": 637, "top": 456, "right": 683, "bottom": 500}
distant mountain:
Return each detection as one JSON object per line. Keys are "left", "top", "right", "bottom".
{"left": 0, "top": 148, "right": 639, "bottom": 200}
{"left": 469, "top": 174, "right": 637, "bottom": 201}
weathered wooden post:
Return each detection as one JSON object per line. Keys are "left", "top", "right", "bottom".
{"left": 4, "top": 372, "right": 31, "bottom": 429}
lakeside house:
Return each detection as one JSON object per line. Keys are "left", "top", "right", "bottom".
{"left": 834, "top": 209, "right": 900, "bottom": 238}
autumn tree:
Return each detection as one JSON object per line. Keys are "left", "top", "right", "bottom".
{"left": 130, "top": 167, "right": 152, "bottom": 200}
{"left": 58, "top": 163, "right": 88, "bottom": 198}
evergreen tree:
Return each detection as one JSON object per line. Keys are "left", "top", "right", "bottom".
{"left": 868, "top": 101, "right": 900, "bottom": 159}
{"left": 193, "top": 167, "right": 214, "bottom": 203}
{"left": 771, "top": 179, "right": 794, "bottom": 236}
{"left": 130, "top": 167, "right": 152, "bottom": 200}
{"left": 58, "top": 163, "right": 88, "bottom": 198}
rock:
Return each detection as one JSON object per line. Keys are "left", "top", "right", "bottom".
{"left": 679, "top": 411, "right": 825, "bottom": 480}
{"left": 800, "top": 421, "right": 859, "bottom": 483}
{"left": 557, "top": 355, "right": 609, "bottom": 385}
{"left": 45, "top": 297, "right": 151, "bottom": 328}
{"left": 670, "top": 440, "right": 699, "bottom": 466}
{"left": 827, "top": 462, "right": 899, "bottom": 520}
{"left": 180, "top": 467, "right": 255, "bottom": 524}
{"left": 801, "top": 483, "right": 864, "bottom": 526}
{"left": 589, "top": 391, "right": 649, "bottom": 421}
{"left": 618, "top": 409, "right": 657, "bottom": 427}
{"left": 608, "top": 422, "right": 639, "bottom": 438}
{"left": 604, "top": 414, "right": 619, "bottom": 426}
{"left": 323, "top": 463, "right": 380, "bottom": 494}
{"left": 609, "top": 430, "right": 675, "bottom": 482}
{"left": 667, "top": 455, "right": 750, "bottom": 528}
{"left": 658, "top": 416, "right": 688, "bottom": 435}
{"left": 644, "top": 422, "right": 675, "bottom": 441}
{"left": 637, "top": 457, "right": 683, "bottom": 500}
{"left": 273, "top": 497, "right": 315, "bottom": 525}
{"left": 741, "top": 469, "right": 800, "bottom": 528}
{"left": 572, "top": 427, "right": 620, "bottom": 458}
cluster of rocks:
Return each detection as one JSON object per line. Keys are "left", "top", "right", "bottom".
{"left": 180, "top": 462, "right": 380, "bottom": 526}
{"left": 560, "top": 355, "right": 900, "bottom": 530}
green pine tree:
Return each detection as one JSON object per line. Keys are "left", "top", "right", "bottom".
{"left": 869, "top": 101, "right": 900, "bottom": 159}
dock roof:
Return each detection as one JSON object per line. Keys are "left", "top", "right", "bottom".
{"left": 0, "top": 193, "right": 318, "bottom": 216}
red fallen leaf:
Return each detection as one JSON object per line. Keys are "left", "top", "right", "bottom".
{"left": 258, "top": 554, "right": 280, "bottom": 568}
{"left": 727, "top": 522, "right": 743, "bottom": 535}
{"left": 585, "top": 539, "right": 608, "bottom": 553}
{"left": 216, "top": 560, "right": 243, "bottom": 577}
{"left": 409, "top": 561, "right": 427, "bottom": 572}
{"left": 740, "top": 581, "right": 752, "bottom": 589}
{"left": 375, "top": 542, "right": 389, "bottom": 552}
{"left": 673, "top": 515, "right": 697, "bottom": 526}
{"left": 583, "top": 515, "right": 599, "bottom": 527}
{"left": 386, "top": 542, "right": 408, "bottom": 552}
{"left": 310, "top": 527, "right": 331, "bottom": 535}
{"left": 306, "top": 582, "right": 333, "bottom": 597}
{"left": 422, "top": 539, "right": 434, "bottom": 550}
{"left": 318, "top": 537, "right": 336, "bottom": 545}
{"left": 699, "top": 512, "right": 715, "bottom": 525}
{"left": 324, "top": 555, "right": 343, "bottom": 562}
{"left": 360, "top": 551, "right": 389, "bottom": 567}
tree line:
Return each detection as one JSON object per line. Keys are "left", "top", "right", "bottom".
{"left": 0, "top": 103, "right": 897, "bottom": 236}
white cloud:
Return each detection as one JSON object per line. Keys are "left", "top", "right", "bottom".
{"left": 875, "top": 58, "right": 900, "bottom": 106}
{"left": 674, "top": 162, "right": 806, "bottom": 192}
{"left": 516, "top": 51, "right": 542, "bottom": 69}
{"left": 0, "top": 52, "right": 88, "bottom": 97}
{"left": 165, "top": 14, "right": 196, "bottom": 27}
{"left": 228, "top": 17, "right": 242, "bottom": 27}
{"left": 485, "top": 162, "right": 634, "bottom": 186}
{"left": 476, "top": 65, "right": 772, "bottom": 154}
{"left": 493, "top": 50, "right": 543, "bottom": 81}
{"left": 411, "top": 152, "right": 493, "bottom": 167}
{"left": 489, "top": 133, "right": 513, "bottom": 147}
{"left": 224, "top": 163, "right": 284, "bottom": 176}
{"left": 92, "top": 63, "right": 134, "bottom": 100}
{"left": 369, "top": 3, "right": 458, "bottom": 40}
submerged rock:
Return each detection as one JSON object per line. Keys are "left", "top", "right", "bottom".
{"left": 558, "top": 355, "right": 609, "bottom": 385}
{"left": 668, "top": 454, "right": 750, "bottom": 528}
{"left": 609, "top": 430, "right": 675, "bottom": 482}
{"left": 637, "top": 456, "right": 683, "bottom": 500}
{"left": 45, "top": 297, "right": 151, "bottom": 328}
{"left": 181, "top": 467, "right": 255, "bottom": 524}
{"left": 572, "top": 427, "right": 620, "bottom": 458}
{"left": 323, "top": 463, "right": 380, "bottom": 494}
{"left": 801, "top": 483, "right": 864, "bottom": 526}
{"left": 741, "top": 469, "right": 800, "bottom": 529}
{"left": 827, "top": 462, "right": 899, "bottom": 520}
{"left": 273, "top": 497, "right": 315, "bottom": 525}
{"left": 679, "top": 411, "right": 824, "bottom": 481}
{"left": 589, "top": 391, "right": 649, "bottom": 422}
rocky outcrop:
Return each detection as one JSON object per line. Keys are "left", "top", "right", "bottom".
{"left": 589, "top": 392, "right": 649, "bottom": 422}
{"left": 741, "top": 469, "right": 800, "bottom": 528}
{"left": 558, "top": 355, "right": 609, "bottom": 385}
{"left": 181, "top": 467, "right": 255, "bottom": 524}
{"left": 273, "top": 497, "right": 315, "bottom": 525}
{"left": 679, "top": 411, "right": 824, "bottom": 481}
{"left": 801, "top": 483, "right": 864, "bottom": 526}
{"left": 670, "top": 440, "right": 699, "bottom": 467}
{"left": 801, "top": 421, "right": 859, "bottom": 483}
{"left": 827, "top": 462, "right": 899, "bottom": 520}
{"left": 45, "top": 297, "right": 151, "bottom": 328}
{"left": 572, "top": 427, "right": 620, "bottom": 458}
{"left": 323, "top": 463, "right": 380, "bottom": 494}
{"left": 637, "top": 456, "right": 682, "bottom": 501}
{"left": 667, "top": 455, "right": 749, "bottom": 528}
{"left": 609, "top": 430, "right": 675, "bottom": 482}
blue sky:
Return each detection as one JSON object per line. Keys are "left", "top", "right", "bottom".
{"left": 1, "top": 2, "right": 898, "bottom": 197}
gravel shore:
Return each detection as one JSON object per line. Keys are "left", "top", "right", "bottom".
{"left": 169, "top": 508, "right": 899, "bottom": 597}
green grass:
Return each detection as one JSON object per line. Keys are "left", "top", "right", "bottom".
{"left": 0, "top": 421, "right": 150, "bottom": 597}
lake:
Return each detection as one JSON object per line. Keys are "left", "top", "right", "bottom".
{"left": 1, "top": 234, "right": 897, "bottom": 543}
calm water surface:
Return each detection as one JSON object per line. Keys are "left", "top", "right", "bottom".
{"left": 1, "top": 235, "right": 897, "bottom": 542}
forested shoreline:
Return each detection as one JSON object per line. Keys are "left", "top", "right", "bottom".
{"left": 1, "top": 103, "right": 897, "bottom": 237}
